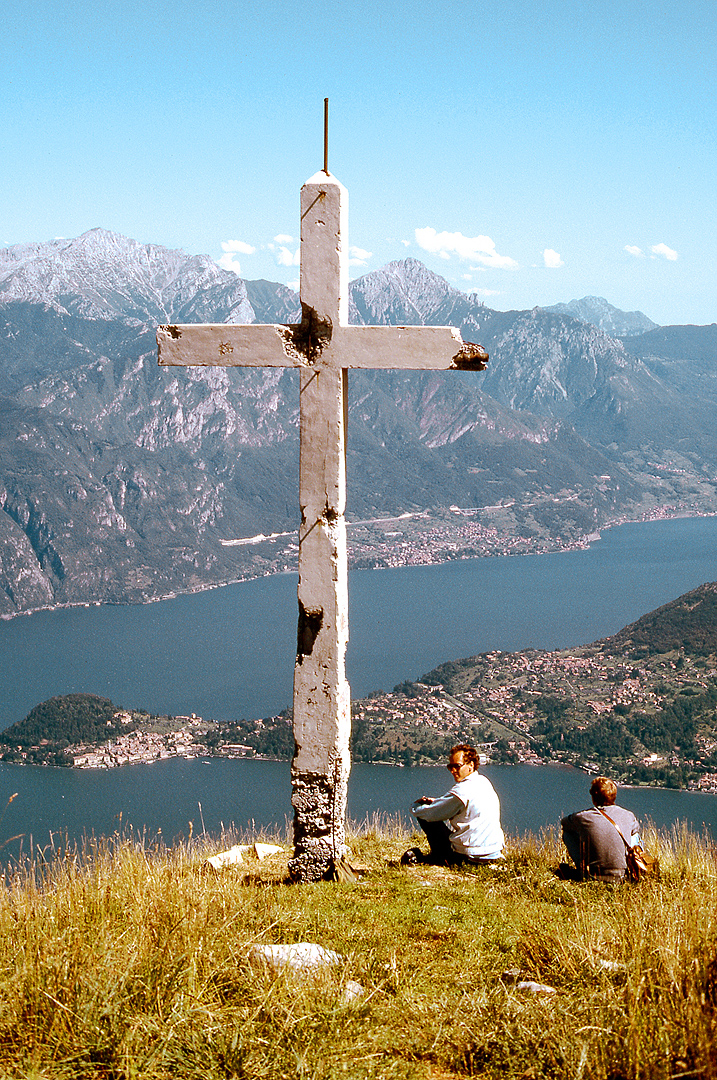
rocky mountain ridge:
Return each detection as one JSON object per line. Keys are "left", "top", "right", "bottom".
{"left": 0, "top": 229, "right": 258, "bottom": 326}
{"left": 1, "top": 231, "right": 716, "bottom": 618}
{"left": 541, "top": 295, "right": 658, "bottom": 336}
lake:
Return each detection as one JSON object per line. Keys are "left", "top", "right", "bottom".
{"left": 2, "top": 515, "right": 717, "bottom": 729}
{"left": 1, "top": 758, "right": 715, "bottom": 859}
{"left": 2, "top": 513, "right": 717, "bottom": 853}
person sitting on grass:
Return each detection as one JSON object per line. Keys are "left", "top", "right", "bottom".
{"left": 559, "top": 775, "right": 640, "bottom": 882}
{"left": 404, "top": 743, "right": 505, "bottom": 866}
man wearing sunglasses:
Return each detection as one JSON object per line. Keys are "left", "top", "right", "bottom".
{"left": 405, "top": 743, "right": 505, "bottom": 866}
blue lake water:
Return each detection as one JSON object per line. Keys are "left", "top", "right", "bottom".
{"left": 1, "top": 758, "right": 715, "bottom": 858}
{"left": 1, "top": 514, "right": 717, "bottom": 852}
{"left": 2, "top": 515, "right": 717, "bottom": 729}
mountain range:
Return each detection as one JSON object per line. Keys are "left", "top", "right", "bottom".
{"left": 540, "top": 295, "right": 658, "bottom": 337}
{"left": 1, "top": 230, "right": 716, "bottom": 618}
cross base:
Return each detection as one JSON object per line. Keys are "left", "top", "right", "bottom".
{"left": 288, "top": 765, "right": 349, "bottom": 881}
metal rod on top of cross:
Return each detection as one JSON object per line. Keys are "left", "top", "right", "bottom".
{"left": 156, "top": 107, "right": 488, "bottom": 881}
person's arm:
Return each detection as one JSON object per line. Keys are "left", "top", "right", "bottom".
{"left": 411, "top": 793, "right": 464, "bottom": 822}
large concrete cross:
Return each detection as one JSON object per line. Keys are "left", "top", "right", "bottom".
{"left": 157, "top": 168, "right": 487, "bottom": 881}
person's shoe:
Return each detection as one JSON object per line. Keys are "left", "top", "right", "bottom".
{"left": 400, "top": 847, "right": 425, "bottom": 866}
{"left": 556, "top": 862, "right": 585, "bottom": 881}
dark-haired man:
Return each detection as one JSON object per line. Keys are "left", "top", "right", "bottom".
{"left": 406, "top": 743, "right": 505, "bottom": 866}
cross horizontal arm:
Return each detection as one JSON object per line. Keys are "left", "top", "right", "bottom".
{"left": 324, "top": 326, "right": 488, "bottom": 370}
{"left": 157, "top": 323, "right": 304, "bottom": 368}
{"left": 158, "top": 323, "right": 488, "bottom": 371}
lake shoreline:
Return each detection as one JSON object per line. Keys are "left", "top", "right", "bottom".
{"left": 2, "top": 750, "right": 712, "bottom": 799}
{"left": 3, "top": 758, "right": 715, "bottom": 855}
{"left": 5, "top": 513, "right": 717, "bottom": 751}
{"left": 2, "top": 507, "right": 710, "bottom": 624}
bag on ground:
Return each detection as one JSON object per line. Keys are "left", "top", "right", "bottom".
{"left": 625, "top": 843, "right": 659, "bottom": 882}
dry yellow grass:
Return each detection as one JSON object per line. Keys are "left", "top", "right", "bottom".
{"left": 0, "top": 820, "right": 715, "bottom": 1078}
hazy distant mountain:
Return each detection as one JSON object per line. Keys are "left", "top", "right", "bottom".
{"left": 349, "top": 258, "right": 489, "bottom": 343}
{"left": 622, "top": 323, "right": 717, "bottom": 364}
{"left": 0, "top": 233, "right": 715, "bottom": 617}
{"left": 541, "top": 296, "right": 658, "bottom": 336}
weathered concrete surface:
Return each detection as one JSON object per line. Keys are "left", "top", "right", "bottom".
{"left": 157, "top": 166, "right": 487, "bottom": 883}
{"left": 299, "top": 172, "right": 349, "bottom": 329}
{"left": 157, "top": 322, "right": 479, "bottom": 370}
{"left": 289, "top": 175, "right": 350, "bottom": 881}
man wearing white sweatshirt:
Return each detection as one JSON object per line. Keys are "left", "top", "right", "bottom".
{"left": 407, "top": 743, "right": 505, "bottom": 866}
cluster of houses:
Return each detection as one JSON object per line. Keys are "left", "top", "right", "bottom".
{"left": 70, "top": 715, "right": 206, "bottom": 768}
{"left": 352, "top": 641, "right": 717, "bottom": 778}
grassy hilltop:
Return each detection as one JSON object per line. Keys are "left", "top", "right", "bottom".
{"left": 0, "top": 821, "right": 716, "bottom": 1079}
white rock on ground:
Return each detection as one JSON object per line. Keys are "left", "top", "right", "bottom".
{"left": 248, "top": 943, "right": 343, "bottom": 971}
{"left": 516, "top": 980, "right": 557, "bottom": 994}
{"left": 254, "top": 843, "right": 284, "bottom": 860}
{"left": 247, "top": 943, "right": 365, "bottom": 1003}
{"left": 205, "top": 844, "right": 250, "bottom": 869}
{"left": 205, "top": 842, "right": 285, "bottom": 869}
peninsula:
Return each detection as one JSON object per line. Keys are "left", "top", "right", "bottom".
{"left": 3, "top": 582, "right": 717, "bottom": 792}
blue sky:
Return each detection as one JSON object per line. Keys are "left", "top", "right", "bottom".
{"left": 2, "top": 0, "right": 715, "bottom": 324}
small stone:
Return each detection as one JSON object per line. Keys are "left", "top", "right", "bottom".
{"left": 342, "top": 980, "right": 365, "bottom": 1003}
{"left": 248, "top": 943, "right": 343, "bottom": 972}
{"left": 204, "top": 844, "right": 251, "bottom": 869}
{"left": 515, "top": 980, "right": 557, "bottom": 995}
{"left": 254, "top": 843, "right": 284, "bottom": 860}
{"left": 501, "top": 968, "right": 522, "bottom": 982}
{"left": 597, "top": 958, "right": 625, "bottom": 972}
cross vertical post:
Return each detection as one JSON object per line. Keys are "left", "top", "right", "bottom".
{"left": 289, "top": 173, "right": 351, "bottom": 879}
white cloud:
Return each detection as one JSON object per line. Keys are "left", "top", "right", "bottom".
{"left": 400, "top": 239, "right": 411, "bottom": 247}
{"left": 651, "top": 242, "right": 678, "bottom": 261}
{"left": 287, "top": 279, "right": 299, "bottom": 292}
{"left": 348, "top": 245, "right": 372, "bottom": 266}
{"left": 221, "top": 239, "right": 255, "bottom": 255}
{"left": 217, "top": 253, "right": 242, "bottom": 274}
{"left": 276, "top": 246, "right": 300, "bottom": 267}
{"left": 543, "top": 248, "right": 564, "bottom": 268}
{"left": 468, "top": 287, "right": 501, "bottom": 297}
{"left": 274, "top": 234, "right": 294, "bottom": 244}
{"left": 625, "top": 243, "right": 678, "bottom": 261}
{"left": 415, "top": 227, "right": 518, "bottom": 269}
